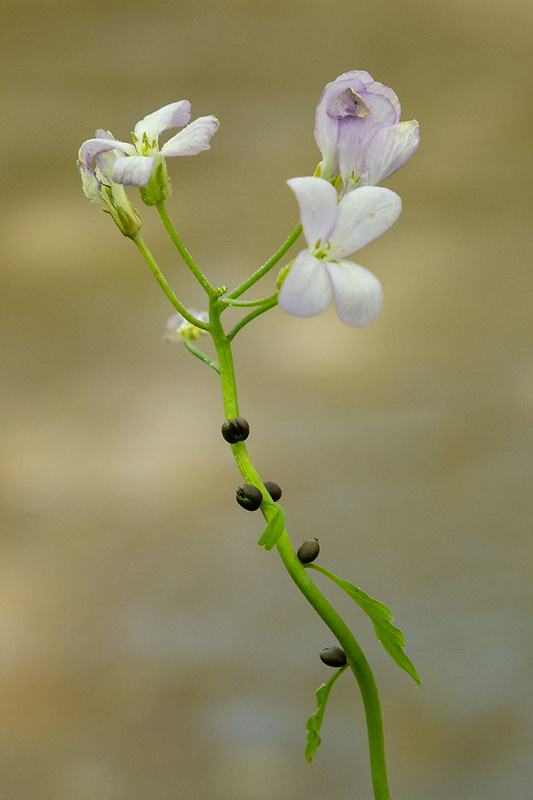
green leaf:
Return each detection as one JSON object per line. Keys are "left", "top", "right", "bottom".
{"left": 307, "top": 564, "right": 420, "bottom": 686}
{"left": 305, "top": 666, "right": 347, "bottom": 762}
{"left": 257, "top": 506, "right": 285, "bottom": 551}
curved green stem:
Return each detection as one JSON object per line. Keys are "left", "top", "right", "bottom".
{"left": 131, "top": 234, "right": 210, "bottom": 330}
{"left": 156, "top": 201, "right": 214, "bottom": 295}
{"left": 226, "top": 223, "right": 302, "bottom": 300}
{"left": 219, "top": 292, "right": 278, "bottom": 308}
{"left": 209, "top": 300, "right": 390, "bottom": 800}
{"left": 184, "top": 340, "right": 220, "bottom": 373}
{"left": 227, "top": 296, "right": 278, "bottom": 342}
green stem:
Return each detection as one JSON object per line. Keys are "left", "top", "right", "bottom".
{"left": 219, "top": 292, "right": 278, "bottom": 308}
{"left": 226, "top": 223, "right": 302, "bottom": 300}
{"left": 184, "top": 340, "right": 220, "bottom": 373}
{"left": 156, "top": 201, "right": 214, "bottom": 295}
{"left": 131, "top": 234, "right": 210, "bottom": 331}
{"left": 227, "top": 297, "right": 278, "bottom": 342}
{"left": 209, "top": 300, "right": 391, "bottom": 800}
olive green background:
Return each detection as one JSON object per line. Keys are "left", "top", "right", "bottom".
{"left": 1, "top": 0, "right": 532, "bottom": 798}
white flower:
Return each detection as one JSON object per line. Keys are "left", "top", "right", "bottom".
{"left": 79, "top": 101, "right": 219, "bottom": 187}
{"left": 278, "top": 177, "right": 401, "bottom": 326}
{"left": 163, "top": 310, "right": 209, "bottom": 342}
{"left": 77, "top": 131, "right": 142, "bottom": 236}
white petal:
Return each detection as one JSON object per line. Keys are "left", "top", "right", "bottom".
{"left": 328, "top": 186, "right": 401, "bottom": 258}
{"left": 361, "top": 120, "right": 420, "bottom": 186}
{"left": 278, "top": 250, "right": 333, "bottom": 318}
{"left": 79, "top": 137, "right": 135, "bottom": 168}
{"left": 112, "top": 156, "right": 155, "bottom": 186}
{"left": 287, "top": 177, "right": 338, "bottom": 247}
{"left": 326, "top": 260, "right": 383, "bottom": 326}
{"left": 160, "top": 116, "right": 219, "bottom": 156}
{"left": 133, "top": 101, "right": 191, "bottom": 144}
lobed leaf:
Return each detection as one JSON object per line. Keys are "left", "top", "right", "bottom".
{"left": 307, "top": 564, "right": 420, "bottom": 686}
{"left": 305, "top": 666, "right": 347, "bottom": 762}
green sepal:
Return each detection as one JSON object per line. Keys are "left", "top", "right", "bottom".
{"left": 257, "top": 506, "right": 285, "bottom": 551}
{"left": 307, "top": 564, "right": 420, "bottom": 686}
{"left": 305, "top": 665, "right": 347, "bottom": 762}
{"left": 139, "top": 157, "right": 171, "bottom": 206}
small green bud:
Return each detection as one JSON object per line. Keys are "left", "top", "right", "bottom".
{"left": 221, "top": 417, "right": 250, "bottom": 444}
{"left": 236, "top": 484, "right": 263, "bottom": 511}
{"left": 297, "top": 538, "right": 320, "bottom": 564}
{"left": 264, "top": 481, "right": 282, "bottom": 502}
{"left": 319, "top": 646, "right": 347, "bottom": 668}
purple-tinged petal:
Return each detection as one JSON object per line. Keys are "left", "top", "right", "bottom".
{"left": 278, "top": 250, "right": 333, "bottom": 318}
{"left": 160, "top": 115, "right": 219, "bottom": 156}
{"left": 336, "top": 91, "right": 398, "bottom": 186}
{"left": 133, "top": 101, "right": 191, "bottom": 143}
{"left": 112, "top": 155, "right": 155, "bottom": 186}
{"left": 334, "top": 70, "right": 375, "bottom": 86}
{"left": 314, "top": 74, "right": 367, "bottom": 180}
{"left": 328, "top": 186, "right": 402, "bottom": 258}
{"left": 360, "top": 120, "right": 420, "bottom": 186}
{"left": 79, "top": 137, "right": 135, "bottom": 168}
{"left": 94, "top": 129, "right": 116, "bottom": 141}
{"left": 363, "top": 82, "right": 401, "bottom": 119}
{"left": 287, "top": 177, "right": 338, "bottom": 247}
{"left": 326, "top": 260, "right": 383, "bottom": 326}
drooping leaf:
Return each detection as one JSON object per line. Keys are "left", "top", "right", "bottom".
{"left": 307, "top": 564, "right": 420, "bottom": 686}
{"left": 257, "top": 506, "right": 285, "bottom": 551}
{"left": 305, "top": 665, "right": 347, "bottom": 762}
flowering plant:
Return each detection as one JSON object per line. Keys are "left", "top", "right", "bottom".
{"left": 78, "top": 72, "right": 419, "bottom": 800}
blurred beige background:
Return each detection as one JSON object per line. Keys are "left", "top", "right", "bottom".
{"left": 1, "top": 0, "right": 532, "bottom": 798}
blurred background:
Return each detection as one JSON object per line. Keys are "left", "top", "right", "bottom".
{"left": 1, "top": 0, "right": 532, "bottom": 797}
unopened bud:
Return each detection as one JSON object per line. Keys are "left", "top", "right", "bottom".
{"left": 319, "top": 646, "right": 347, "bottom": 668}
{"left": 221, "top": 417, "right": 250, "bottom": 444}
{"left": 297, "top": 538, "right": 320, "bottom": 564}
{"left": 236, "top": 484, "right": 263, "bottom": 511}
{"left": 264, "top": 481, "right": 282, "bottom": 502}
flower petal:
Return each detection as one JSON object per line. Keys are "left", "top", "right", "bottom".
{"left": 360, "top": 120, "right": 420, "bottom": 186}
{"left": 314, "top": 73, "right": 368, "bottom": 181}
{"left": 160, "top": 115, "right": 219, "bottom": 156}
{"left": 326, "top": 260, "right": 383, "bottom": 326}
{"left": 79, "top": 137, "right": 135, "bottom": 168}
{"left": 287, "top": 177, "right": 338, "bottom": 247}
{"left": 112, "top": 155, "right": 155, "bottom": 186}
{"left": 328, "top": 186, "right": 402, "bottom": 258}
{"left": 278, "top": 250, "right": 333, "bottom": 318}
{"left": 336, "top": 91, "right": 398, "bottom": 185}
{"left": 133, "top": 101, "right": 191, "bottom": 144}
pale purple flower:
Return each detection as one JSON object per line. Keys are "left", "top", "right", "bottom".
{"left": 77, "top": 131, "right": 142, "bottom": 236}
{"left": 163, "top": 310, "right": 209, "bottom": 342}
{"left": 79, "top": 101, "right": 219, "bottom": 187}
{"left": 315, "top": 71, "right": 419, "bottom": 192}
{"left": 278, "top": 177, "right": 401, "bottom": 326}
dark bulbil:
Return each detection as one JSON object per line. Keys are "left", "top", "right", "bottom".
{"left": 319, "top": 646, "right": 347, "bottom": 668}
{"left": 221, "top": 417, "right": 250, "bottom": 444}
{"left": 264, "top": 481, "right": 282, "bottom": 502}
{"left": 236, "top": 484, "right": 263, "bottom": 511}
{"left": 297, "top": 538, "right": 320, "bottom": 563}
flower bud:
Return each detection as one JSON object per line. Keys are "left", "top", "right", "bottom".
{"left": 264, "top": 481, "right": 282, "bottom": 502}
{"left": 319, "top": 646, "right": 347, "bottom": 668}
{"left": 221, "top": 417, "right": 250, "bottom": 444}
{"left": 297, "top": 538, "right": 320, "bottom": 564}
{"left": 236, "top": 484, "right": 263, "bottom": 511}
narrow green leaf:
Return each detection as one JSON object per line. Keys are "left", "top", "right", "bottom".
{"left": 257, "top": 506, "right": 285, "bottom": 551}
{"left": 308, "top": 564, "right": 420, "bottom": 686}
{"left": 305, "top": 666, "right": 347, "bottom": 762}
